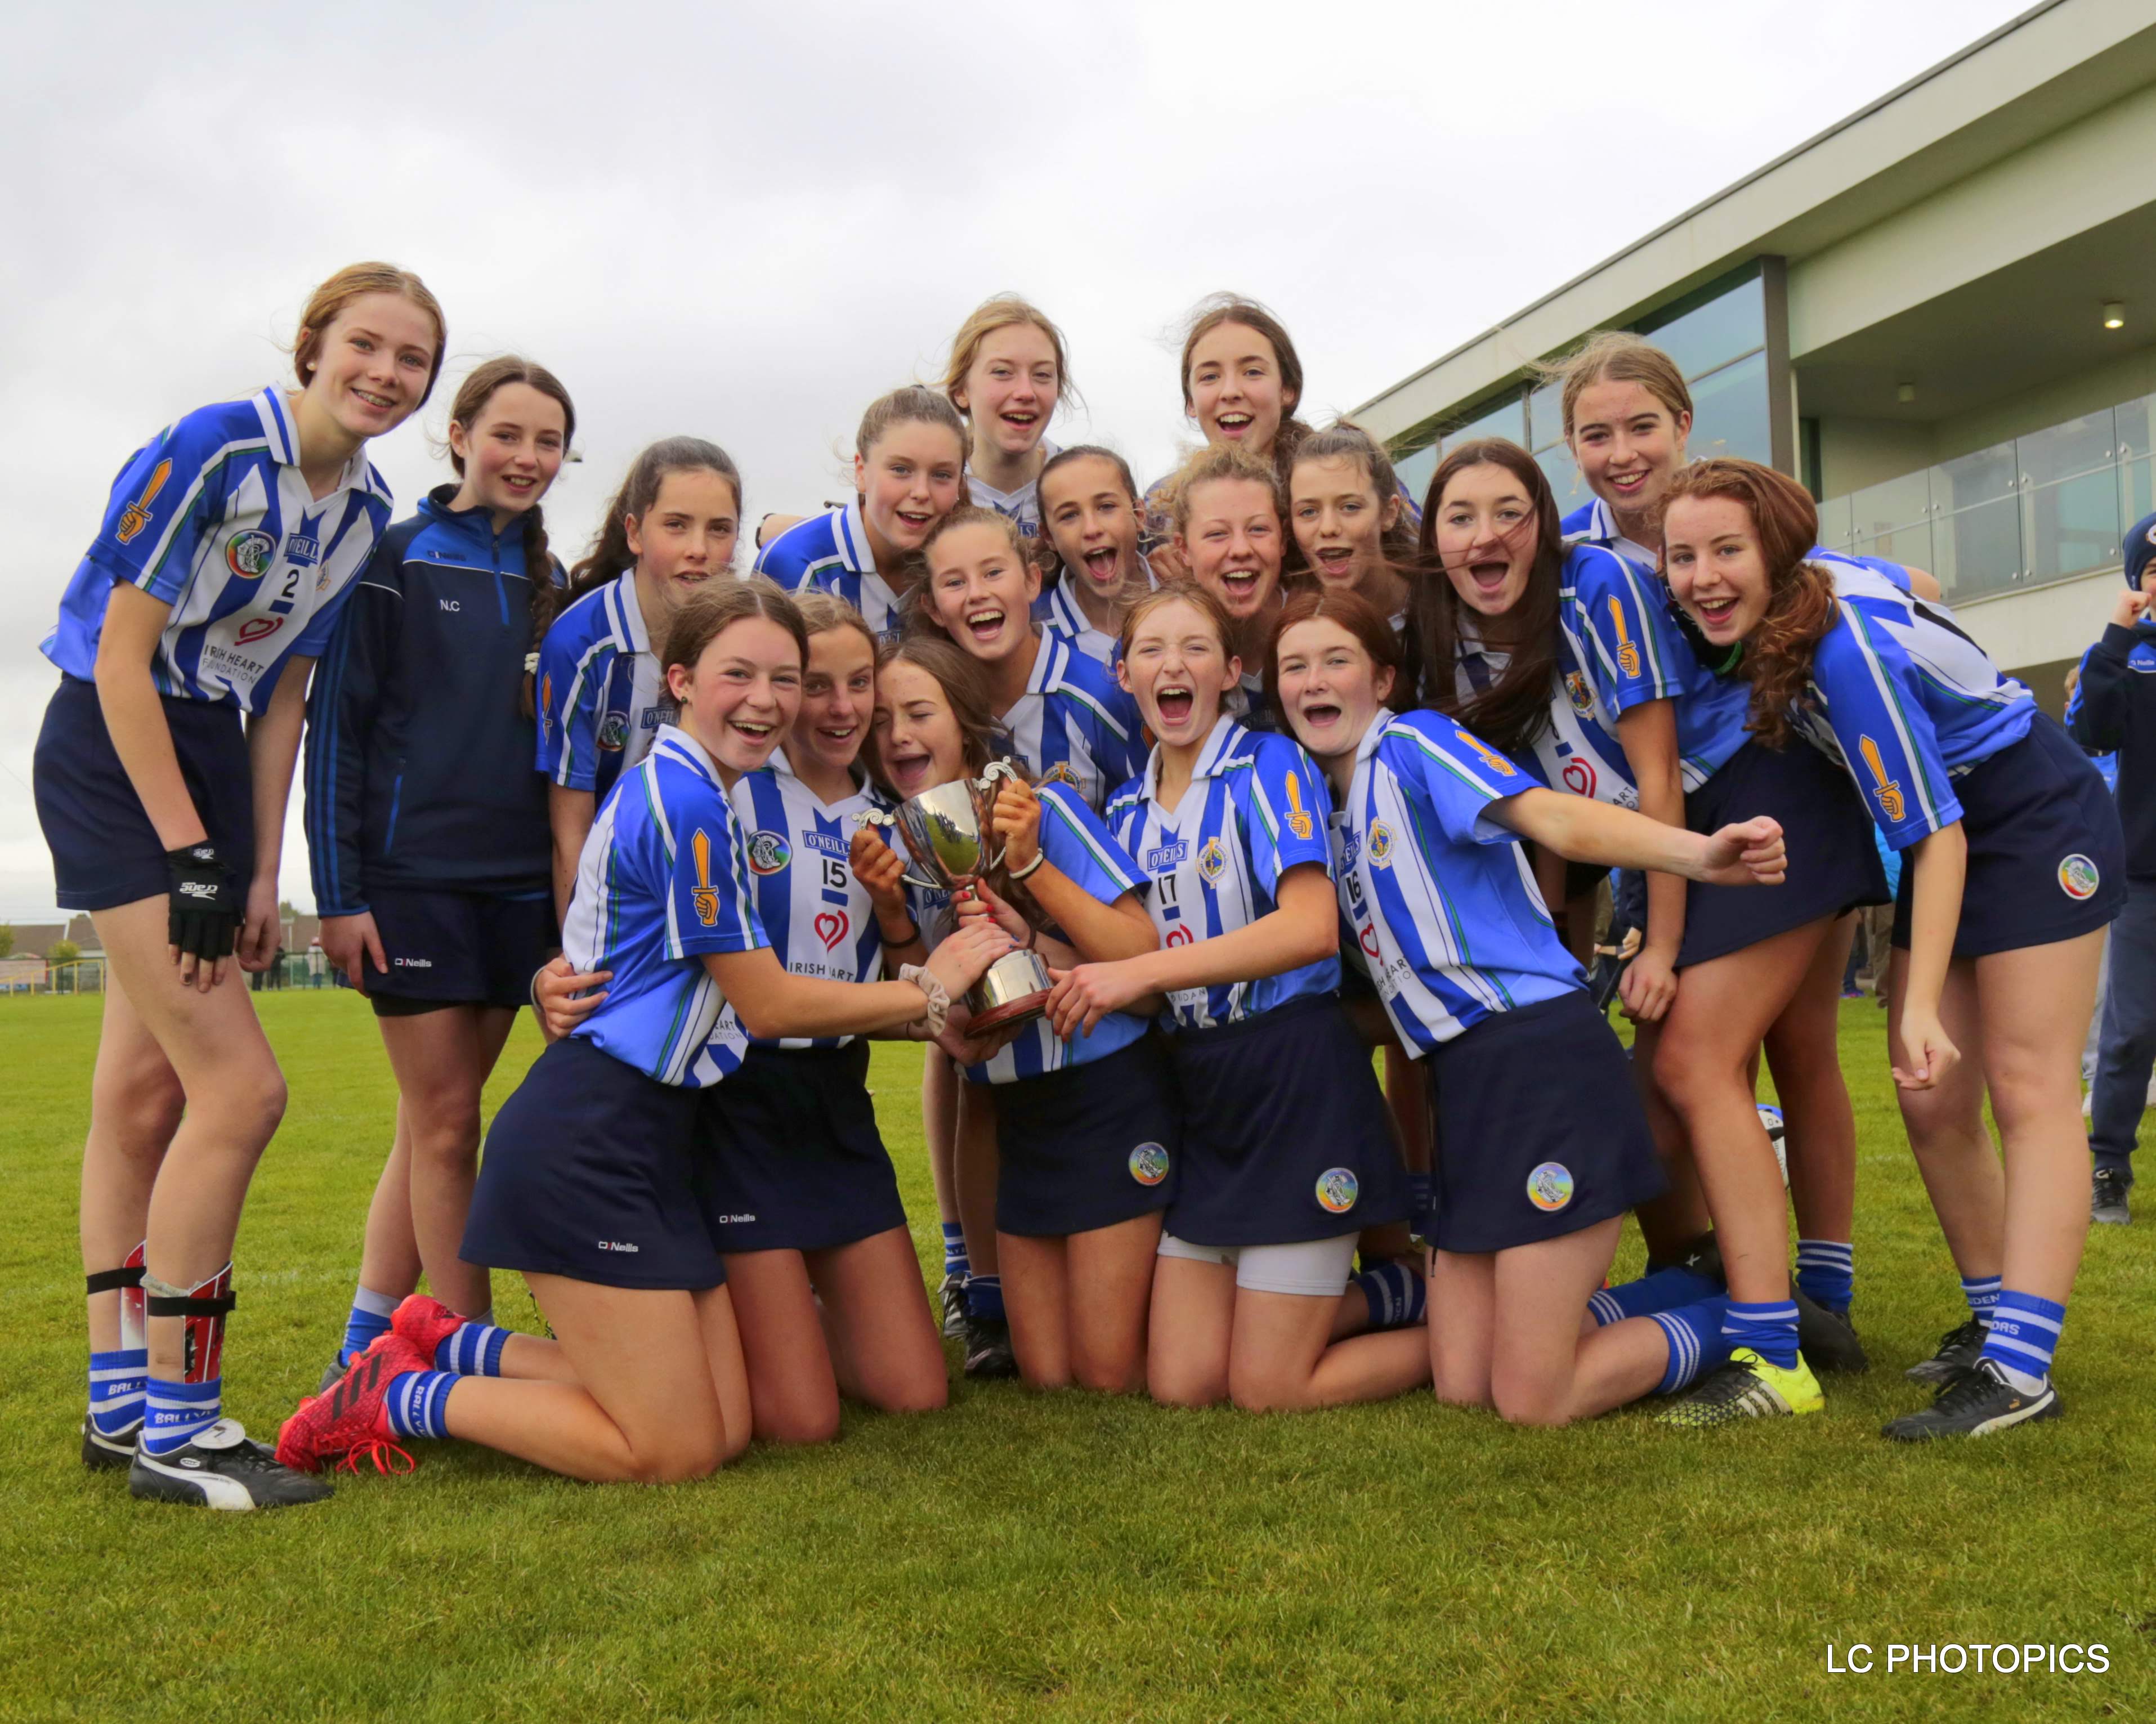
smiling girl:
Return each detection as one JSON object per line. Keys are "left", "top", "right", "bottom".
{"left": 1287, "top": 423, "right": 1419, "bottom": 628}
{"left": 305, "top": 355, "right": 575, "bottom": 1381}
{"left": 1050, "top": 586, "right": 1422, "bottom": 1412}
{"left": 538, "top": 438, "right": 745, "bottom": 918}
{"left": 35, "top": 262, "right": 443, "bottom": 1507}
{"left": 276, "top": 582, "right": 1008, "bottom": 1483}
{"left": 1267, "top": 589, "right": 1788, "bottom": 1426}
{"left": 944, "top": 296, "right": 1070, "bottom": 540}
{"left": 1166, "top": 444, "right": 1290, "bottom": 731}
{"left": 755, "top": 388, "right": 968, "bottom": 642}
{"left": 1037, "top": 446, "right": 1155, "bottom": 665}
{"left": 1661, "top": 460, "right": 2122, "bottom": 1440}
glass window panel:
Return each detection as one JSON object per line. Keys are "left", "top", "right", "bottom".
{"left": 2121, "top": 454, "right": 2155, "bottom": 529}
{"left": 1847, "top": 469, "right": 1931, "bottom": 540}
{"left": 1933, "top": 496, "right": 2023, "bottom": 602}
{"left": 2024, "top": 470, "right": 2122, "bottom": 584}
{"left": 1537, "top": 443, "right": 1584, "bottom": 517}
{"left": 1855, "top": 522, "right": 1935, "bottom": 577}
{"left": 2115, "top": 395, "right": 2155, "bottom": 463}
{"left": 1527, "top": 380, "right": 1564, "bottom": 453}
{"left": 1641, "top": 275, "right": 1765, "bottom": 380}
{"left": 2018, "top": 410, "right": 2115, "bottom": 489}
{"left": 1686, "top": 351, "right": 1771, "bottom": 465}
{"left": 1445, "top": 395, "right": 1527, "bottom": 453}
{"left": 1395, "top": 442, "right": 1440, "bottom": 511}
{"left": 1934, "top": 440, "right": 2017, "bottom": 512}
{"left": 1815, "top": 492, "right": 1853, "bottom": 551}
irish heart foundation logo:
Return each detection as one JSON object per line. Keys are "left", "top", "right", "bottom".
{"left": 814, "top": 910, "right": 849, "bottom": 951}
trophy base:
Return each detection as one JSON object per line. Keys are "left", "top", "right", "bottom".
{"left": 966, "top": 990, "right": 1052, "bottom": 1035}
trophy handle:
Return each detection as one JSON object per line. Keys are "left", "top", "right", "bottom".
{"left": 975, "top": 759, "right": 1023, "bottom": 873}
{"left": 852, "top": 807, "right": 946, "bottom": 892}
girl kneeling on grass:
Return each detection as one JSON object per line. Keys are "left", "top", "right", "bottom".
{"left": 276, "top": 582, "right": 1008, "bottom": 1483}
{"left": 860, "top": 636, "right": 1170, "bottom": 1392}
{"left": 1660, "top": 460, "right": 2123, "bottom": 1441}
{"left": 1268, "top": 589, "right": 1790, "bottom": 1424}
{"left": 1053, "top": 586, "right": 1422, "bottom": 1412}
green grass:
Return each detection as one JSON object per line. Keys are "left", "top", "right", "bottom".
{"left": 3, "top": 992, "right": 2153, "bottom": 1722}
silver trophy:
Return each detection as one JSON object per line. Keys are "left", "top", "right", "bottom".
{"left": 856, "top": 759, "right": 1054, "bottom": 1033}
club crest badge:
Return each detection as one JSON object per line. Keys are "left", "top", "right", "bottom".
{"left": 597, "top": 710, "right": 630, "bottom": 751}
{"left": 1526, "top": 1162, "right": 1575, "bottom": 1212}
{"left": 2059, "top": 853, "right": 2100, "bottom": 900}
{"left": 1315, "top": 1167, "right": 1359, "bottom": 1214}
{"left": 1197, "top": 836, "right": 1227, "bottom": 884}
{"left": 746, "top": 830, "right": 793, "bottom": 876}
{"left": 224, "top": 529, "right": 277, "bottom": 579}
{"left": 1368, "top": 822, "right": 1395, "bottom": 868}
{"left": 1128, "top": 1143, "right": 1170, "bottom": 1186}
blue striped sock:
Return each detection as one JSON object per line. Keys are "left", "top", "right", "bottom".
{"left": 1587, "top": 1264, "right": 1721, "bottom": 1327}
{"left": 965, "top": 1274, "right": 1004, "bottom": 1323}
{"left": 438, "top": 1322, "right": 511, "bottom": 1376}
{"left": 339, "top": 1286, "right": 397, "bottom": 1368}
{"left": 941, "top": 1223, "right": 969, "bottom": 1279}
{"left": 141, "top": 1376, "right": 221, "bottom": 1457}
{"left": 1651, "top": 1296, "right": 1735, "bottom": 1393}
{"left": 1794, "top": 1240, "right": 1854, "bottom": 1314}
{"left": 88, "top": 1348, "right": 148, "bottom": 1437}
{"left": 1353, "top": 1261, "right": 1425, "bottom": 1329}
{"left": 1980, "top": 1289, "right": 2065, "bottom": 1392}
{"left": 1722, "top": 1299, "right": 1800, "bottom": 1371}
{"left": 1961, "top": 1274, "right": 2002, "bottom": 1323}
{"left": 383, "top": 1371, "right": 457, "bottom": 1440}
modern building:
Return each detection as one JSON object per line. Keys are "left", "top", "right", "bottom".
{"left": 1355, "top": 0, "right": 2156, "bottom": 709}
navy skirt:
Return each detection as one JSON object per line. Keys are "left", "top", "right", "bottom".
{"left": 1164, "top": 995, "right": 1407, "bottom": 1247}
{"left": 1425, "top": 989, "right": 1665, "bottom": 1253}
{"left": 695, "top": 1041, "right": 907, "bottom": 1254}
{"left": 34, "top": 675, "right": 254, "bottom": 911}
{"left": 463, "top": 1036, "right": 724, "bottom": 1291}
{"left": 992, "top": 1031, "right": 1180, "bottom": 1238}
{"left": 1676, "top": 736, "right": 1887, "bottom": 968}
{"left": 1890, "top": 713, "right": 2124, "bottom": 959}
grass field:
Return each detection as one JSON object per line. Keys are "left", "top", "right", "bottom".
{"left": 3, "top": 991, "right": 2153, "bottom": 1722}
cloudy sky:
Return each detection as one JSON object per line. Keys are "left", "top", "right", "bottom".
{"left": 0, "top": 0, "right": 2025, "bottom": 921}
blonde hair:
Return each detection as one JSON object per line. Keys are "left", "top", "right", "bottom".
{"left": 1549, "top": 332, "right": 1692, "bottom": 445}
{"left": 942, "top": 295, "right": 1077, "bottom": 415}
{"left": 293, "top": 262, "right": 447, "bottom": 405}
{"left": 1166, "top": 441, "right": 1285, "bottom": 535}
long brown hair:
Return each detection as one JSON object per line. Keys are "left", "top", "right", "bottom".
{"left": 1661, "top": 459, "right": 1835, "bottom": 748}
{"left": 865, "top": 634, "right": 1005, "bottom": 796}
{"left": 568, "top": 438, "right": 742, "bottom": 599}
{"left": 446, "top": 356, "right": 577, "bottom": 719}
{"left": 1178, "top": 294, "right": 1312, "bottom": 478}
{"left": 1407, "top": 438, "right": 1564, "bottom": 757}
{"left": 293, "top": 262, "right": 446, "bottom": 405}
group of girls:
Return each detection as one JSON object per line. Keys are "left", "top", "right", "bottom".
{"left": 39, "top": 268, "right": 2119, "bottom": 1513}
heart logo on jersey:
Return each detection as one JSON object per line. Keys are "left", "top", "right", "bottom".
{"left": 813, "top": 910, "right": 849, "bottom": 950}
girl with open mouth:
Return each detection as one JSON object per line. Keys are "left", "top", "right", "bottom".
{"left": 1162, "top": 443, "right": 1292, "bottom": 731}
{"left": 1037, "top": 446, "right": 1157, "bottom": 666}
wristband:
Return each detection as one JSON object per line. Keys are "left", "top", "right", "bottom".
{"left": 898, "top": 963, "right": 951, "bottom": 1041}
{"left": 164, "top": 841, "right": 240, "bottom": 962}
{"left": 1006, "top": 849, "right": 1045, "bottom": 881}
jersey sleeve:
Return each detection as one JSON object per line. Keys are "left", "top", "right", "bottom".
{"left": 1239, "top": 736, "right": 1336, "bottom": 894}
{"left": 1067, "top": 678, "right": 1145, "bottom": 798}
{"left": 1808, "top": 605, "right": 1962, "bottom": 849}
{"left": 1572, "top": 545, "right": 1682, "bottom": 714}
{"left": 1389, "top": 714, "right": 1535, "bottom": 847}
{"left": 1035, "top": 783, "right": 1145, "bottom": 903}
{"left": 659, "top": 781, "right": 770, "bottom": 959}
{"left": 538, "top": 617, "right": 606, "bottom": 789}
{"left": 81, "top": 417, "right": 230, "bottom": 605}
{"left": 750, "top": 518, "right": 815, "bottom": 590}
{"left": 301, "top": 535, "right": 403, "bottom": 916}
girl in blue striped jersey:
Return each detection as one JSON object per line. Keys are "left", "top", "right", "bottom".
{"left": 754, "top": 388, "right": 968, "bottom": 643}
{"left": 277, "top": 583, "right": 1008, "bottom": 1483}
{"left": 1268, "top": 589, "right": 1791, "bottom": 1425}
{"left": 34, "top": 262, "right": 444, "bottom": 1508}
{"left": 862, "top": 636, "right": 1169, "bottom": 1391}
{"left": 1037, "top": 446, "right": 1156, "bottom": 666}
{"left": 306, "top": 356, "right": 575, "bottom": 1372}
{"left": 1663, "top": 460, "right": 2123, "bottom": 1441}
{"left": 1050, "top": 586, "right": 1426, "bottom": 1412}
{"left": 536, "top": 439, "right": 745, "bottom": 915}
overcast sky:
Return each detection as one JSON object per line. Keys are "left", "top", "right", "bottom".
{"left": 0, "top": 0, "right": 2028, "bottom": 922}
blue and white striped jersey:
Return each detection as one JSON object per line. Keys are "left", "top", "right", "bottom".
{"left": 536, "top": 571, "right": 665, "bottom": 803}
{"left": 44, "top": 388, "right": 393, "bottom": 708}
{"left": 1790, "top": 552, "right": 2036, "bottom": 850}
{"left": 1334, "top": 708, "right": 1581, "bottom": 1054}
{"left": 717, "top": 750, "right": 891, "bottom": 1050}
{"left": 969, "top": 444, "right": 1057, "bottom": 539}
{"left": 560, "top": 724, "right": 770, "bottom": 1087}
{"left": 1104, "top": 714, "right": 1339, "bottom": 1032}
{"left": 999, "top": 629, "right": 1144, "bottom": 812}
{"left": 1040, "top": 553, "right": 1157, "bottom": 667}
{"left": 753, "top": 504, "right": 910, "bottom": 643}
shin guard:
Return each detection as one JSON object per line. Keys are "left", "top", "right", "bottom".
{"left": 144, "top": 1262, "right": 236, "bottom": 1383}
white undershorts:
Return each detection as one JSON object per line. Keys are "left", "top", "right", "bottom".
{"left": 1155, "top": 1229, "right": 1361, "bottom": 1297}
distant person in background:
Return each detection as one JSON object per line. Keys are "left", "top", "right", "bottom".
{"left": 2066, "top": 511, "right": 2156, "bottom": 1225}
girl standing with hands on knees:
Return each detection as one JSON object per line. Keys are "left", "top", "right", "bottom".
{"left": 537, "top": 438, "right": 745, "bottom": 915}
{"left": 1037, "top": 446, "right": 1155, "bottom": 665}
{"left": 1267, "top": 588, "right": 1790, "bottom": 1425}
{"left": 278, "top": 583, "right": 1010, "bottom": 1484}
{"left": 754, "top": 388, "right": 968, "bottom": 642}
{"left": 1661, "top": 460, "right": 2122, "bottom": 1440}
{"left": 35, "top": 262, "right": 442, "bottom": 1507}
{"left": 1055, "top": 586, "right": 1423, "bottom": 1413}
{"left": 306, "top": 356, "right": 575, "bottom": 1378}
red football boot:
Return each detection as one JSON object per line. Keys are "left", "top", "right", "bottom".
{"left": 390, "top": 1294, "right": 465, "bottom": 1367}
{"left": 275, "top": 1331, "right": 428, "bottom": 1476}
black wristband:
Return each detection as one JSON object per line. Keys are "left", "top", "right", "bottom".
{"left": 165, "top": 842, "right": 241, "bottom": 961}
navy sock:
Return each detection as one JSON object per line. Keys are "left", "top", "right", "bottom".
{"left": 965, "top": 1274, "right": 1004, "bottom": 1323}
{"left": 1721, "top": 1298, "right": 1800, "bottom": 1371}
{"left": 1794, "top": 1239, "right": 1854, "bottom": 1314}
{"left": 941, "top": 1223, "right": 969, "bottom": 1280}
{"left": 1650, "top": 1296, "right": 1735, "bottom": 1393}
{"left": 1352, "top": 1261, "right": 1425, "bottom": 1329}
{"left": 340, "top": 1286, "right": 397, "bottom": 1368}
{"left": 1587, "top": 1264, "right": 1721, "bottom": 1327}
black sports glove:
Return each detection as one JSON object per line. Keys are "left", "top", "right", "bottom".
{"left": 165, "top": 842, "right": 241, "bottom": 961}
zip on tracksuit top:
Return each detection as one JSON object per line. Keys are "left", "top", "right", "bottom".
{"left": 305, "top": 485, "right": 560, "bottom": 915}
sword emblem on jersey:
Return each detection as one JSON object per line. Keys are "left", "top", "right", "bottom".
{"left": 1283, "top": 771, "right": 1314, "bottom": 840}
{"left": 115, "top": 458, "right": 172, "bottom": 544}
{"left": 1608, "top": 597, "right": 1641, "bottom": 678}
{"left": 1455, "top": 729, "right": 1519, "bottom": 777}
{"left": 691, "top": 829, "right": 722, "bottom": 927}
{"left": 1858, "top": 735, "right": 1904, "bottom": 823}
